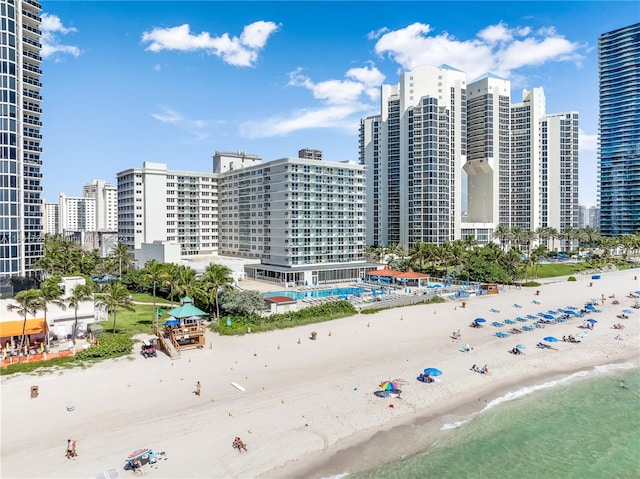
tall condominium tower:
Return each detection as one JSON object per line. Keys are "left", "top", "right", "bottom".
{"left": 83, "top": 179, "right": 118, "bottom": 231}
{"left": 598, "top": 23, "right": 640, "bottom": 236}
{"left": 360, "top": 64, "right": 467, "bottom": 248}
{"left": 0, "top": 0, "right": 43, "bottom": 279}
{"left": 509, "top": 87, "right": 546, "bottom": 231}
{"left": 540, "top": 112, "right": 580, "bottom": 236}
{"left": 463, "top": 74, "right": 511, "bottom": 241}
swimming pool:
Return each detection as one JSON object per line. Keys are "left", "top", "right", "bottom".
{"left": 264, "top": 286, "right": 366, "bottom": 300}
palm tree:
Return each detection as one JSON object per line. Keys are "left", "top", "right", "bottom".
{"left": 492, "top": 224, "right": 511, "bottom": 252}
{"left": 409, "top": 241, "right": 429, "bottom": 271}
{"left": 199, "top": 263, "right": 234, "bottom": 320}
{"left": 37, "top": 277, "right": 66, "bottom": 349}
{"left": 6, "top": 289, "right": 41, "bottom": 361}
{"left": 547, "top": 227, "right": 559, "bottom": 253}
{"left": 169, "top": 265, "right": 200, "bottom": 300}
{"left": 110, "top": 243, "right": 133, "bottom": 277}
{"left": 522, "top": 230, "right": 536, "bottom": 259}
{"left": 530, "top": 244, "right": 548, "bottom": 279}
{"left": 562, "top": 226, "right": 577, "bottom": 253}
{"left": 143, "top": 260, "right": 170, "bottom": 323}
{"left": 99, "top": 281, "right": 135, "bottom": 333}
{"left": 462, "top": 235, "right": 478, "bottom": 251}
{"left": 509, "top": 226, "right": 526, "bottom": 252}
{"left": 67, "top": 284, "right": 94, "bottom": 345}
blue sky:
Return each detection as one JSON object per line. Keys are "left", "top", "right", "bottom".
{"left": 40, "top": 1, "right": 639, "bottom": 207}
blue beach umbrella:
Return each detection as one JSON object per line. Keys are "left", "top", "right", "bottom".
{"left": 585, "top": 304, "right": 596, "bottom": 311}
{"left": 474, "top": 318, "right": 486, "bottom": 323}
{"left": 586, "top": 319, "right": 598, "bottom": 324}
{"left": 622, "top": 309, "right": 634, "bottom": 314}
{"left": 543, "top": 336, "right": 559, "bottom": 342}
{"left": 423, "top": 368, "right": 443, "bottom": 377}
{"left": 516, "top": 344, "right": 526, "bottom": 349}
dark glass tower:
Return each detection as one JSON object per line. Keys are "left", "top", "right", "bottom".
{"left": 598, "top": 23, "right": 640, "bottom": 236}
{"left": 0, "top": 0, "right": 43, "bottom": 280}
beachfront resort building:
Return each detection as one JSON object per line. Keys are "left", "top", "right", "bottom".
{"left": 597, "top": 23, "right": 640, "bottom": 236}
{"left": 361, "top": 64, "right": 579, "bottom": 249}
{"left": 0, "top": 0, "right": 44, "bottom": 280}
{"left": 117, "top": 151, "right": 369, "bottom": 284}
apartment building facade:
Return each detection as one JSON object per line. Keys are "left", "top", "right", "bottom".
{"left": 360, "top": 64, "right": 467, "bottom": 249}
{"left": 361, "top": 65, "right": 579, "bottom": 249}
{"left": 117, "top": 152, "right": 368, "bottom": 284}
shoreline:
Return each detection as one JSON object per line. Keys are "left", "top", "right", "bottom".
{"left": 1, "top": 268, "right": 638, "bottom": 479}
{"left": 272, "top": 353, "right": 640, "bottom": 479}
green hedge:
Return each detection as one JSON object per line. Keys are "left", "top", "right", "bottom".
{"left": 567, "top": 276, "right": 577, "bottom": 282}
{"left": 75, "top": 333, "right": 134, "bottom": 360}
{"left": 212, "top": 300, "right": 358, "bottom": 335}
{"left": 522, "top": 281, "right": 541, "bottom": 287}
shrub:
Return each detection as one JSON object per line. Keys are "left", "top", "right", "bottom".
{"left": 522, "top": 281, "right": 541, "bottom": 287}
{"left": 75, "top": 333, "right": 134, "bottom": 360}
{"left": 567, "top": 276, "right": 577, "bottom": 282}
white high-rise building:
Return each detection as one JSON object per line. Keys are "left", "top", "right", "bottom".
{"left": 43, "top": 202, "right": 59, "bottom": 235}
{"left": 58, "top": 194, "right": 96, "bottom": 233}
{"left": 117, "top": 161, "right": 220, "bottom": 254}
{"left": 117, "top": 151, "right": 368, "bottom": 284}
{"left": 0, "top": 0, "right": 43, "bottom": 279}
{"left": 360, "top": 64, "right": 467, "bottom": 248}
{"left": 461, "top": 74, "right": 511, "bottom": 244}
{"left": 540, "top": 112, "right": 580, "bottom": 236}
{"left": 361, "top": 66, "right": 579, "bottom": 250}
{"left": 509, "top": 87, "right": 547, "bottom": 231}
{"left": 83, "top": 180, "right": 118, "bottom": 231}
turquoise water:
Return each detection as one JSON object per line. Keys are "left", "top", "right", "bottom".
{"left": 350, "top": 365, "right": 640, "bottom": 479}
{"left": 264, "top": 287, "right": 365, "bottom": 300}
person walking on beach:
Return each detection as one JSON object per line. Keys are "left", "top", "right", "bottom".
{"left": 620, "top": 381, "right": 628, "bottom": 389}
{"left": 65, "top": 439, "right": 73, "bottom": 459}
{"left": 195, "top": 381, "right": 201, "bottom": 397}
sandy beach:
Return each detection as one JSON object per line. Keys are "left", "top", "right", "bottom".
{"left": 1, "top": 269, "right": 639, "bottom": 479}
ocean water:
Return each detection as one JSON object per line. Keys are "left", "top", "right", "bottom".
{"left": 348, "top": 364, "right": 640, "bottom": 479}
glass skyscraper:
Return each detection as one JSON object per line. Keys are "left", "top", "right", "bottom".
{"left": 0, "top": 0, "right": 43, "bottom": 280}
{"left": 598, "top": 23, "right": 640, "bottom": 236}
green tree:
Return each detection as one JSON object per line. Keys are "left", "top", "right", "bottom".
{"left": 6, "top": 289, "right": 41, "bottom": 361}
{"left": 67, "top": 284, "right": 94, "bottom": 345}
{"left": 199, "top": 263, "right": 234, "bottom": 320}
{"left": 98, "top": 281, "right": 135, "bottom": 333}
{"left": 36, "top": 277, "right": 66, "bottom": 349}
{"left": 110, "top": 243, "right": 133, "bottom": 277}
{"left": 409, "top": 241, "right": 429, "bottom": 271}
{"left": 142, "top": 260, "right": 170, "bottom": 323}
{"left": 219, "top": 289, "right": 264, "bottom": 317}
{"left": 492, "top": 224, "right": 512, "bottom": 252}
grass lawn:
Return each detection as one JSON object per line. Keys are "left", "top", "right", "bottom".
{"left": 529, "top": 262, "right": 591, "bottom": 278}
{"left": 130, "top": 292, "right": 179, "bottom": 306}
{"left": 100, "top": 303, "right": 158, "bottom": 336}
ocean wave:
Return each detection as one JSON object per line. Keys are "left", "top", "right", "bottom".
{"left": 440, "top": 419, "right": 469, "bottom": 430}
{"left": 482, "top": 361, "right": 638, "bottom": 412}
{"left": 321, "top": 473, "right": 350, "bottom": 479}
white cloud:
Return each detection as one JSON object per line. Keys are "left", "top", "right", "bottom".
{"left": 241, "top": 64, "right": 384, "bottom": 138}
{"left": 150, "top": 107, "right": 213, "bottom": 141}
{"left": 579, "top": 129, "right": 597, "bottom": 152}
{"left": 239, "top": 105, "right": 363, "bottom": 139}
{"left": 373, "top": 21, "right": 585, "bottom": 80}
{"left": 141, "top": 21, "right": 280, "bottom": 67}
{"left": 40, "top": 13, "right": 81, "bottom": 59}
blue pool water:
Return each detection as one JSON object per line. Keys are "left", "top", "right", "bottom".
{"left": 264, "top": 287, "right": 366, "bottom": 300}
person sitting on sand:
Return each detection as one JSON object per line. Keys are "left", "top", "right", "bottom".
{"left": 471, "top": 364, "right": 477, "bottom": 372}
{"left": 233, "top": 437, "right": 247, "bottom": 452}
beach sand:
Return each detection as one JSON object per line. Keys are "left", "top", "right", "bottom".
{"left": 1, "top": 269, "right": 638, "bottom": 479}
